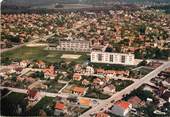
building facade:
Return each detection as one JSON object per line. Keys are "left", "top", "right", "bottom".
{"left": 47, "top": 39, "right": 90, "bottom": 52}
{"left": 91, "top": 51, "right": 135, "bottom": 65}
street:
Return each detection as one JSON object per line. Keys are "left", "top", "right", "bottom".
{"left": 80, "top": 61, "right": 170, "bottom": 117}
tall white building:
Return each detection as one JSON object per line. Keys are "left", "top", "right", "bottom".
{"left": 91, "top": 51, "right": 135, "bottom": 65}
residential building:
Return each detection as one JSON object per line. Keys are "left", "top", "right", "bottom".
{"left": 54, "top": 102, "right": 65, "bottom": 116}
{"left": 111, "top": 101, "right": 132, "bottom": 117}
{"left": 43, "top": 65, "right": 56, "bottom": 79}
{"left": 82, "top": 79, "right": 90, "bottom": 86}
{"left": 47, "top": 38, "right": 91, "bottom": 52}
{"left": 96, "top": 112, "right": 110, "bottom": 117}
{"left": 103, "top": 84, "right": 116, "bottom": 95}
{"left": 127, "top": 96, "right": 144, "bottom": 107}
{"left": 27, "top": 89, "right": 40, "bottom": 102}
{"left": 78, "top": 98, "right": 91, "bottom": 108}
{"left": 73, "top": 73, "right": 82, "bottom": 81}
{"left": 93, "top": 78, "right": 104, "bottom": 86}
{"left": 91, "top": 51, "right": 135, "bottom": 65}
{"left": 72, "top": 86, "right": 86, "bottom": 96}
{"left": 85, "top": 66, "right": 95, "bottom": 76}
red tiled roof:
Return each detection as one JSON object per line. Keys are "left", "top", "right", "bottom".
{"left": 27, "top": 89, "right": 38, "bottom": 98}
{"left": 73, "top": 87, "right": 86, "bottom": 94}
{"left": 127, "top": 96, "right": 142, "bottom": 106}
{"left": 115, "top": 101, "right": 131, "bottom": 109}
{"left": 54, "top": 102, "right": 65, "bottom": 110}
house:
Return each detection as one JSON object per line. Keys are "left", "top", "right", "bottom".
{"left": 73, "top": 73, "right": 82, "bottom": 81}
{"left": 72, "top": 86, "right": 86, "bottom": 96}
{"left": 78, "top": 98, "right": 91, "bottom": 108}
{"left": 74, "top": 64, "right": 82, "bottom": 73}
{"left": 103, "top": 85, "right": 116, "bottom": 95}
{"left": 43, "top": 65, "right": 56, "bottom": 79}
{"left": 85, "top": 66, "right": 94, "bottom": 75}
{"left": 54, "top": 102, "right": 65, "bottom": 116}
{"left": 111, "top": 101, "right": 132, "bottom": 117}
{"left": 36, "top": 60, "right": 46, "bottom": 69}
{"left": 127, "top": 96, "right": 144, "bottom": 107}
{"left": 96, "top": 69, "right": 129, "bottom": 76}
{"left": 82, "top": 79, "right": 90, "bottom": 86}
{"left": 96, "top": 112, "right": 110, "bottom": 117}
{"left": 19, "top": 60, "right": 30, "bottom": 68}
{"left": 93, "top": 78, "right": 104, "bottom": 86}
{"left": 27, "top": 89, "right": 40, "bottom": 102}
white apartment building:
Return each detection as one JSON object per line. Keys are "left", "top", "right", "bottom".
{"left": 47, "top": 39, "right": 90, "bottom": 52}
{"left": 91, "top": 51, "right": 135, "bottom": 65}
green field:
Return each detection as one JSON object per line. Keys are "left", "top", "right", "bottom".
{"left": 1, "top": 46, "right": 89, "bottom": 64}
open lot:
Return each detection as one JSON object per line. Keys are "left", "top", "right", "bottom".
{"left": 1, "top": 46, "right": 89, "bottom": 64}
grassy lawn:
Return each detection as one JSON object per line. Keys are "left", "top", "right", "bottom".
{"left": 112, "top": 79, "right": 134, "bottom": 91}
{"left": 46, "top": 81, "right": 66, "bottom": 93}
{"left": 84, "top": 88, "right": 110, "bottom": 99}
{"left": 1, "top": 92, "right": 27, "bottom": 116}
{"left": 1, "top": 46, "right": 89, "bottom": 64}
{"left": 25, "top": 96, "right": 55, "bottom": 116}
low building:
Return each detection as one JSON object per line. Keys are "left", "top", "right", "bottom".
{"left": 27, "top": 89, "right": 40, "bottom": 102}
{"left": 36, "top": 60, "right": 46, "bottom": 69}
{"left": 91, "top": 51, "right": 135, "bottom": 65}
{"left": 85, "top": 66, "right": 95, "bottom": 76}
{"left": 96, "top": 112, "right": 110, "bottom": 117}
{"left": 19, "top": 60, "right": 30, "bottom": 68}
{"left": 47, "top": 38, "right": 90, "bottom": 52}
{"left": 103, "top": 85, "right": 116, "bottom": 95}
{"left": 127, "top": 96, "right": 144, "bottom": 107}
{"left": 43, "top": 65, "right": 56, "bottom": 79}
{"left": 73, "top": 73, "right": 82, "bottom": 81}
{"left": 93, "top": 78, "right": 104, "bottom": 86}
{"left": 54, "top": 102, "right": 65, "bottom": 116}
{"left": 72, "top": 86, "right": 86, "bottom": 96}
{"left": 96, "top": 69, "right": 129, "bottom": 76}
{"left": 78, "top": 98, "right": 91, "bottom": 108}
{"left": 82, "top": 79, "right": 90, "bottom": 86}
{"left": 111, "top": 101, "right": 132, "bottom": 117}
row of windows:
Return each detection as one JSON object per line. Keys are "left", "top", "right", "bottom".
{"left": 92, "top": 53, "right": 134, "bottom": 63}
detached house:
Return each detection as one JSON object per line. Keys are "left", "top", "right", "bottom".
{"left": 19, "top": 60, "right": 30, "bottom": 68}
{"left": 36, "top": 60, "right": 46, "bottom": 69}
{"left": 93, "top": 78, "right": 104, "bottom": 86}
{"left": 103, "top": 84, "right": 116, "bottom": 95}
{"left": 54, "top": 102, "right": 65, "bottom": 116}
{"left": 72, "top": 86, "right": 86, "bottom": 96}
{"left": 43, "top": 65, "right": 56, "bottom": 79}
{"left": 27, "top": 89, "right": 40, "bottom": 102}
{"left": 111, "top": 101, "right": 132, "bottom": 117}
{"left": 79, "top": 98, "right": 91, "bottom": 108}
{"left": 73, "top": 73, "right": 82, "bottom": 81}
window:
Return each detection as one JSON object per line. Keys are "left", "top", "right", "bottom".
{"left": 121, "top": 55, "right": 126, "bottom": 63}
{"left": 110, "top": 55, "right": 113, "bottom": 62}
{"left": 98, "top": 54, "right": 102, "bottom": 61}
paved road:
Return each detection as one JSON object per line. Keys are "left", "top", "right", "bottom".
{"left": 0, "top": 34, "right": 54, "bottom": 53}
{"left": 0, "top": 86, "right": 101, "bottom": 102}
{"left": 80, "top": 61, "right": 170, "bottom": 117}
